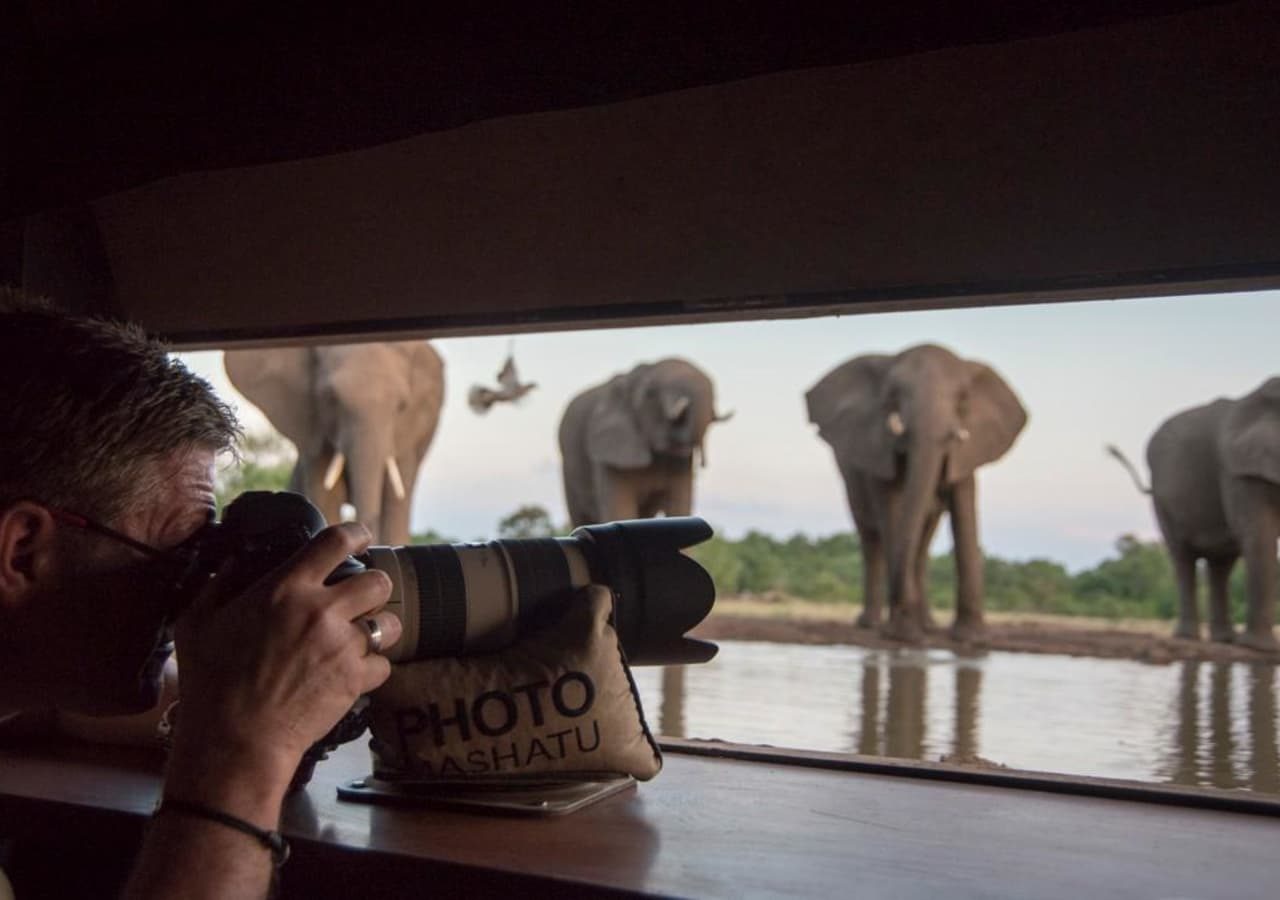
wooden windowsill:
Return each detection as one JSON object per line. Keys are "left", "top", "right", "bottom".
{"left": 1, "top": 735, "right": 1277, "bottom": 897}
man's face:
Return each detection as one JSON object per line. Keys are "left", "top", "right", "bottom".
{"left": 47, "top": 448, "right": 217, "bottom": 715}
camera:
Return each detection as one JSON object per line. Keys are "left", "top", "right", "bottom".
{"left": 171, "top": 491, "right": 720, "bottom": 666}
{"left": 164, "top": 491, "right": 719, "bottom": 789}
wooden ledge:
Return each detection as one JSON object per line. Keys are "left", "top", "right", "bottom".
{"left": 1, "top": 736, "right": 1277, "bottom": 898}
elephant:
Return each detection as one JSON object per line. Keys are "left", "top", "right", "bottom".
{"left": 224, "top": 341, "right": 445, "bottom": 544}
{"left": 805, "top": 344, "right": 1027, "bottom": 643}
{"left": 559, "top": 357, "right": 730, "bottom": 526}
{"left": 1108, "top": 377, "right": 1280, "bottom": 651}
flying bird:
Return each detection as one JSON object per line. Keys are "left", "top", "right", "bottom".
{"left": 468, "top": 347, "right": 538, "bottom": 414}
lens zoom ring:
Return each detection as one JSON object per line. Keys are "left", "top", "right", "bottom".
{"left": 501, "top": 538, "right": 571, "bottom": 630}
{"left": 410, "top": 546, "right": 467, "bottom": 657}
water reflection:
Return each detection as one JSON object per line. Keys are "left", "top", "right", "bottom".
{"left": 1249, "top": 665, "right": 1278, "bottom": 793}
{"left": 1154, "top": 660, "right": 1279, "bottom": 792}
{"left": 658, "top": 665, "right": 685, "bottom": 739}
{"left": 954, "top": 665, "right": 982, "bottom": 762}
{"left": 639, "top": 644, "right": 1279, "bottom": 792}
{"left": 822, "top": 657, "right": 980, "bottom": 763}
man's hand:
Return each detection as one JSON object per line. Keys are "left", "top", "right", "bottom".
{"left": 165, "top": 522, "right": 402, "bottom": 825}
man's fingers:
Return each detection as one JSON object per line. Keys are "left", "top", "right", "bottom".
{"left": 327, "top": 566, "right": 394, "bottom": 621}
{"left": 285, "top": 522, "right": 373, "bottom": 585}
{"left": 352, "top": 609, "right": 403, "bottom": 656}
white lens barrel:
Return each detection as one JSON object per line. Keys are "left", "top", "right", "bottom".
{"left": 453, "top": 541, "right": 519, "bottom": 654}
{"left": 370, "top": 539, "right": 593, "bottom": 663}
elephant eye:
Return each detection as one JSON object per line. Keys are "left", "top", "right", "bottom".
{"left": 956, "top": 392, "right": 970, "bottom": 418}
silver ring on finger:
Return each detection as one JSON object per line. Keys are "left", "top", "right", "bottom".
{"left": 361, "top": 617, "right": 384, "bottom": 656}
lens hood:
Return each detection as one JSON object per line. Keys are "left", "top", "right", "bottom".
{"left": 571, "top": 517, "right": 719, "bottom": 665}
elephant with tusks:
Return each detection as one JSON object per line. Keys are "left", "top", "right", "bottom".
{"left": 225, "top": 341, "right": 445, "bottom": 545}
{"left": 1109, "top": 376, "right": 1280, "bottom": 652}
{"left": 559, "top": 358, "right": 731, "bottom": 527}
{"left": 806, "top": 344, "right": 1027, "bottom": 644}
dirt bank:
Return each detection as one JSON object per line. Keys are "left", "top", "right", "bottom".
{"left": 691, "top": 597, "right": 1280, "bottom": 664}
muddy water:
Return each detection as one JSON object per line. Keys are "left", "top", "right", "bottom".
{"left": 630, "top": 641, "right": 1280, "bottom": 792}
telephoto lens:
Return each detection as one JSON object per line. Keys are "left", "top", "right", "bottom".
{"left": 365, "top": 517, "right": 718, "bottom": 666}
{"left": 204, "top": 493, "right": 718, "bottom": 666}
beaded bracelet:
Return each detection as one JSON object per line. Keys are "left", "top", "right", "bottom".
{"left": 157, "top": 796, "right": 291, "bottom": 867}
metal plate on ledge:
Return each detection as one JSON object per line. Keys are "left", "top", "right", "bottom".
{"left": 336, "top": 773, "right": 636, "bottom": 817}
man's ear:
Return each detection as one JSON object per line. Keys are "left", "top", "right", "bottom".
{"left": 0, "top": 502, "right": 60, "bottom": 604}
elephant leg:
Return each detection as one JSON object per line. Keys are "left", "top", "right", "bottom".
{"left": 846, "top": 472, "right": 884, "bottom": 628}
{"left": 1221, "top": 478, "right": 1279, "bottom": 652}
{"left": 1156, "top": 503, "right": 1201, "bottom": 640}
{"left": 880, "top": 482, "right": 924, "bottom": 643}
{"left": 948, "top": 474, "right": 985, "bottom": 642}
{"left": 1238, "top": 520, "right": 1279, "bottom": 652}
{"left": 858, "top": 533, "right": 886, "bottom": 629}
{"left": 916, "top": 505, "right": 943, "bottom": 632}
{"left": 1165, "top": 545, "right": 1200, "bottom": 640}
{"left": 1206, "top": 556, "right": 1237, "bottom": 643}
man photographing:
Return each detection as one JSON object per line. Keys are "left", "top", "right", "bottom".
{"left": 0, "top": 288, "right": 402, "bottom": 899}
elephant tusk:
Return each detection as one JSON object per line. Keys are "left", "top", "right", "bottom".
{"left": 322, "top": 452, "right": 346, "bottom": 491}
{"left": 665, "top": 394, "right": 692, "bottom": 421}
{"left": 954, "top": 427, "right": 971, "bottom": 443}
{"left": 887, "top": 411, "right": 906, "bottom": 436}
{"left": 385, "top": 456, "right": 407, "bottom": 500}
{"left": 713, "top": 409, "right": 735, "bottom": 423}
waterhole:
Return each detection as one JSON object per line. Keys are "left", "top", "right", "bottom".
{"left": 631, "top": 641, "right": 1280, "bottom": 792}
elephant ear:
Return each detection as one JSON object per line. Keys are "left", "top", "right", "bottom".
{"left": 586, "top": 372, "right": 653, "bottom": 470}
{"left": 400, "top": 341, "right": 447, "bottom": 459}
{"left": 947, "top": 361, "right": 1028, "bottom": 483}
{"left": 804, "top": 355, "right": 896, "bottom": 480}
{"left": 224, "top": 347, "right": 317, "bottom": 448}
{"left": 1221, "top": 377, "right": 1280, "bottom": 485}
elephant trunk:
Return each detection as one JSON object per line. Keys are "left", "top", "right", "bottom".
{"left": 341, "top": 420, "right": 395, "bottom": 544}
{"left": 886, "top": 436, "right": 946, "bottom": 641}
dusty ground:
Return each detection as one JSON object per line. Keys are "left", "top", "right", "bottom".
{"left": 691, "top": 595, "right": 1280, "bottom": 664}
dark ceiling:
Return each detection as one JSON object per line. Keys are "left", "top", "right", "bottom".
{"left": 2, "top": 1, "right": 1231, "bottom": 220}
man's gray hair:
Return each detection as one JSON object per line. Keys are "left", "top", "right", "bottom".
{"left": 0, "top": 286, "right": 241, "bottom": 522}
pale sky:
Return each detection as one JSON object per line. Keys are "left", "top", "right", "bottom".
{"left": 179, "top": 289, "right": 1279, "bottom": 571}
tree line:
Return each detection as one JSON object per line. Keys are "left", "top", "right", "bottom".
{"left": 487, "top": 507, "right": 1247, "bottom": 622}
{"left": 215, "top": 441, "right": 1239, "bottom": 622}
{"left": 688, "top": 530, "right": 1243, "bottom": 621}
